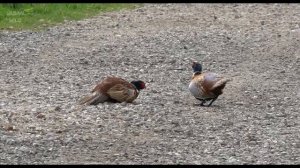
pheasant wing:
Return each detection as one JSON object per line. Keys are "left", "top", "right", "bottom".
{"left": 107, "top": 84, "right": 136, "bottom": 102}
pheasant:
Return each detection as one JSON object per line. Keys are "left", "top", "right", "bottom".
{"left": 188, "top": 61, "right": 230, "bottom": 107}
{"left": 78, "top": 76, "right": 146, "bottom": 105}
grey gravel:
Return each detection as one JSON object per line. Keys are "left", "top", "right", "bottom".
{"left": 0, "top": 4, "right": 300, "bottom": 164}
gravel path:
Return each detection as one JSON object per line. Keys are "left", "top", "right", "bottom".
{"left": 0, "top": 4, "right": 299, "bottom": 164}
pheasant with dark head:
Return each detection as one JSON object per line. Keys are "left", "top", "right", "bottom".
{"left": 79, "top": 76, "right": 146, "bottom": 105}
{"left": 189, "top": 61, "right": 230, "bottom": 107}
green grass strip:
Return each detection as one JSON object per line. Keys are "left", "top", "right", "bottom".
{"left": 0, "top": 3, "right": 141, "bottom": 31}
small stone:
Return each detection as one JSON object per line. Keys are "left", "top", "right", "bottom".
{"left": 79, "top": 59, "right": 89, "bottom": 65}
{"left": 171, "top": 121, "right": 180, "bottom": 127}
{"left": 228, "top": 157, "right": 238, "bottom": 163}
{"left": 236, "top": 102, "right": 244, "bottom": 105}
{"left": 54, "top": 106, "right": 61, "bottom": 111}
{"left": 56, "top": 130, "right": 63, "bottom": 134}
{"left": 3, "top": 124, "right": 14, "bottom": 131}
{"left": 186, "top": 130, "right": 194, "bottom": 137}
{"left": 120, "top": 102, "right": 127, "bottom": 106}
{"left": 133, "top": 132, "right": 139, "bottom": 136}
{"left": 152, "top": 90, "right": 159, "bottom": 93}
{"left": 36, "top": 113, "right": 46, "bottom": 119}
{"left": 169, "top": 60, "right": 176, "bottom": 64}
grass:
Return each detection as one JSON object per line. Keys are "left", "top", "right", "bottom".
{"left": 0, "top": 3, "right": 141, "bottom": 31}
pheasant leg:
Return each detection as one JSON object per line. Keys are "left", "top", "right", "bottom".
{"left": 207, "top": 97, "right": 218, "bottom": 107}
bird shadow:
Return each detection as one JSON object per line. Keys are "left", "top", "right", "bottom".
{"left": 192, "top": 103, "right": 222, "bottom": 109}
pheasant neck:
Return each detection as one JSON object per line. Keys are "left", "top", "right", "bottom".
{"left": 132, "top": 84, "right": 141, "bottom": 91}
{"left": 193, "top": 71, "right": 202, "bottom": 75}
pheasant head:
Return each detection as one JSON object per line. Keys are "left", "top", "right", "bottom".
{"left": 192, "top": 61, "right": 202, "bottom": 73}
{"left": 131, "top": 80, "right": 146, "bottom": 91}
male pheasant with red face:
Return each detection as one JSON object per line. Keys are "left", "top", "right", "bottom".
{"left": 189, "top": 61, "right": 230, "bottom": 107}
{"left": 79, "top": 76, "right": 146, "bottom": 105}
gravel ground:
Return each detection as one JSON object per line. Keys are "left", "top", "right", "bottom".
{"left": 0, "top": 4, "right": 299, "bottom": 164}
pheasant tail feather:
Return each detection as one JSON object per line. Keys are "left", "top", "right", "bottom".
{"left": 78, "top": 92, "right": 107, "bottom": 105}
{"left": 210, "top": 78, "right": 231, "bottom": 94}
